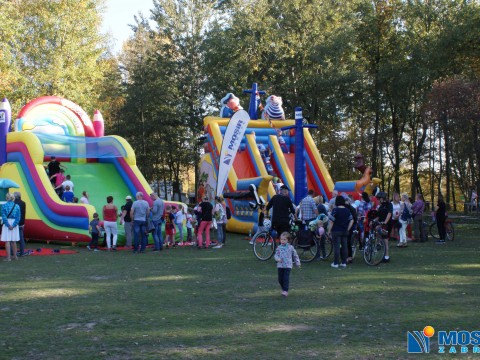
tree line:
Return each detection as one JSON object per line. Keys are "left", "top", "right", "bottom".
{"left": 1, "top": 0, "right": 479, "bottom": 207}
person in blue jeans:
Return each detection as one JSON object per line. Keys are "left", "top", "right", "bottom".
{"left": 131, "top": 192, "right": 150, "bottom": 253}
{"left": 327, "top": 196, "right": 354, "bottom": 269}
{"left": 150, "top": 192, "right": 165, "bottom": 251}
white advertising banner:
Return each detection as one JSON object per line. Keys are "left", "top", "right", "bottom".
{"left": 216, "top": 109, "right": 250, "bottom": 196}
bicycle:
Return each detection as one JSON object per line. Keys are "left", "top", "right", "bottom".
{"left": 252, "top": 225, "right": 277, "bottom": 261}
{"left": 429, "top": 217, "right": 455, "bottom": 241}
{"left": 290, "top": 220, "right": 320, "bottom": 263}
{"left": 363, "top": 221, "right": 387, "bottom": 266}
{"left": 350, "top": 229, "right": 360, "bottom": 260}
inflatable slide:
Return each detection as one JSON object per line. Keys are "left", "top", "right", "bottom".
{"left": 0, "top": 96, "right": 166, "bottom": 243}
{"left": 199, "top": 116, "right": 335, "bottom": 234}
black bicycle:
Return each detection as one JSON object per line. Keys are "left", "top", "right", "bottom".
{"left": 363, "top": 221, "right": 387, "bottom": 266}
{"left": 290, "top": 220, "right": 320, "bottom": 263}
{"left": 429, "top": 217, "right": 455, "bottom": 241}
{"left": 252, "top": 227, "right": 276, "bottom": 261}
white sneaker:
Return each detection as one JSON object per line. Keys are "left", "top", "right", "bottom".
{"left": 339, "top": 263, "right": 347, "bottom": 268}
{"left": 249, "top": 239, "right": 254, "bottom": 245}
{"left": 331, "top": 263, "right": 339, "bottom": 269}
{"left": 213, "top": 244, "right": 223, "bottom": 249}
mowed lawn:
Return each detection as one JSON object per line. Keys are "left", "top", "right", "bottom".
{"left": 1, "top": 221, "right": 479, "bottom": 360}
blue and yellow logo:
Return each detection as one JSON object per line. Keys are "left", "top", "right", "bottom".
{"left": 407, "top": 326, "right": 435, "bottom": 353}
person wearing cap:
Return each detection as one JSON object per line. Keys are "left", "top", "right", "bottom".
{"left": 150, "top": 193, "right": 165, "bottom": 251}
{"left": 130, "top": 192, "right": 150, "bottom": 253}
{"left": 121, "top": 196, "right": 134, "bottom": 248}
{"left": 266, "top": 185, "right": 296, "bottom": 236}
{"left": 219, "top": 93, "right": 243, "bottom": 118}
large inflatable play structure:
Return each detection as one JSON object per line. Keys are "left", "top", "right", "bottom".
{"left": 200, "top": 83, "right": 381, "bottom": 234}
{"left": 0, "top": 96, "right": 180, "bottom": 243}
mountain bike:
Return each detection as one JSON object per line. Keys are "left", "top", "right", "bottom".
{"left": 363, "top": 221, "right": 387, "bottom": 266}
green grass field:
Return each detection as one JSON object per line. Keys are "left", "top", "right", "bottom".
{"left": 1, "top": 216, "right": 479, "bottom": 359}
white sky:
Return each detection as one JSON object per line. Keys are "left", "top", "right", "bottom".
{"left": 102, "top": 0, "right": 155, "bottom": 54}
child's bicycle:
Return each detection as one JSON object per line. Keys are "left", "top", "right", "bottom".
{"left": 429, "top": 216, "right": 455, "bottom": 241}
{"left": 363, "top": 220, "right": 387, "bottom": 266}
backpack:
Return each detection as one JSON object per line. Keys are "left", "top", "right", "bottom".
{"left": 226, "top": 206, "right": 232, "bottom": 219}
{"left": 400, "top": 205, "right": 412, "bottom": 221}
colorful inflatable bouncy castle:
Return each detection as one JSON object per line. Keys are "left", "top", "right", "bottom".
{"left": 0, "top": 96, "right": 183, "bottom": 243}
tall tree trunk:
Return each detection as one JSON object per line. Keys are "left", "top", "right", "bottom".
{"left": 411, "top": 120, "right": 427, "bottom": 198}
{"left": 390, "top": 103, "right": 401, "bottom": 194}
{"left": 443, "top": 118, "right": 451, "bottom": 210}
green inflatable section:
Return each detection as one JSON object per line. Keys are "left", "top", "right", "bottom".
{"left": 63, "top": 162, "right": 131, "bottom": 240}
{"left": 63, "top": 162, "right": 187, "bottom": 244}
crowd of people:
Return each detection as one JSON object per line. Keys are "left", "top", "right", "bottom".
{"left": 258, "top": 185, "right": 447, "bottom": 270}
{"left": 84, "top": 191, "right": 231, "bottom": 253}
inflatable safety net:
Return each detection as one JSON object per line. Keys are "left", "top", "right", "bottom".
{"left": 35, "top": 133, "right": 127, "bottom": 158}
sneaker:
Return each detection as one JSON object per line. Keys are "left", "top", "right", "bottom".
{"left": 249, "top": 239, "right": 254, "bottom": 245}
{"left": 382, "top": 257, "right": 390, "bottom": 263}
{"left": 86, "top": 245, "right": 91, "bottom": 251}
{"left": 339, "top": 263, "right": 347, "bottom": 268}
{"left": 331, "top": 263, "right": 339, "bottom": 268}
{"left": 93, "top": 249, "right": 99, "bottom": 252}
{"left": 213, "top": 244, "right": 223, "bottom": 249}
{"left": 112, "top": 246, "right": 117, "bottom": 251}
{"left": 436, "top": 240, "right": 446, "bottom": 244}
{"left": 281, "top": 291, "right": 288, "bottom": 297}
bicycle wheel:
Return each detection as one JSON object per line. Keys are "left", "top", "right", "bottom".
{"left": 429, "top": 222, "right": 440, "bottom": 240}
{"left": 364, "top": 236, "right": 385, "bottom": 266}
{"left": 252, "top": 231, "right": 275, "bottom": 261}
{"left": 363, "top": 241, "right": 373, "bottom": 264}
{"left": 446, "top": 222, "right": 455, "bottom": 241}
{"left": 316, "top": 234, "right": 333, "bottom": 260}
{"left": 293, "top": 235, "right": 319, "bottom": 263}
{"left": 351, "top": 231, "right": 359, "bottom": 259}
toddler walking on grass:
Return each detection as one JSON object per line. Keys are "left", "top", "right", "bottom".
{"left": 274, "top": 232, "right": 301, "bottom": 297}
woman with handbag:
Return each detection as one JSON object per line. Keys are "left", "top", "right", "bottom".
{"left": 1, "top": 193, "right": 21, "bottom": 261}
